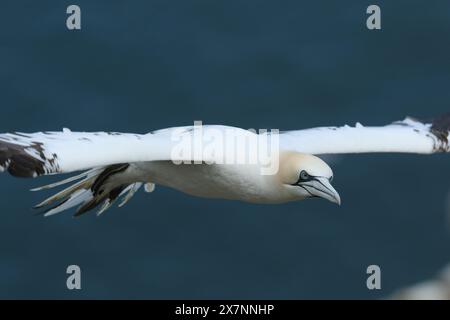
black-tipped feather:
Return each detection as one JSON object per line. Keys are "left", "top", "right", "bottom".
{"left": 0, "top": 141, "right": 48, "bottom": 177}
{"left": 74, "top": 185, "right": 126, "bottom": 217}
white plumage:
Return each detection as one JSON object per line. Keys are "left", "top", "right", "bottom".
{"left": 0, "top": 114, "right": 449, "bottom": 216}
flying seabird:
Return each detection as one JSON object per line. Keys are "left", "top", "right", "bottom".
{"left": 390, "top": 264, "right": 450, "bottom": 300}
{"left": 0, "top": 114, "right": 449, "bottom": 217}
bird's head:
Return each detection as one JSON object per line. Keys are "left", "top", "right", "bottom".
{"left": 279, "top": 152, "right": 340, "bottom": 205}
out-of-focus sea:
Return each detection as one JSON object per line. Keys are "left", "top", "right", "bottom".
{"left": 0, "top": 0, "right": 450, "bottom": 299}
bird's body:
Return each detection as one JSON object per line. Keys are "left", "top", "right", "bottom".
{"left": 136, "top": 162, "right": 274, "bottom": 203}
{"left": 0, "top": 113, "right": 449, "bottom": 217}
{"left": 128, "top": 157, "right": 305, "bottom": 204}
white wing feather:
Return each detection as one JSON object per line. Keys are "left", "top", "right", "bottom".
{"left": 0, "top": 126, "right": 253, "bottom": 177}
{"left": 280, "top": 116, "right": 450, "bottom": 155}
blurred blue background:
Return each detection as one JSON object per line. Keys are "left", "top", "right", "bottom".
{"left": 0, "top": 0, "right": 450, "bottom": 299}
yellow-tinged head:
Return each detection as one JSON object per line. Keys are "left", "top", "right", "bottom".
{"left": 278, "top": 152, "right": 340, "bottom": 205}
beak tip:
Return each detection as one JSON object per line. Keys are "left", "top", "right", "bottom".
{"left": 335, "top": 193, "right": 341, "bottom": 206}
{"left": 333, "top": 196, "right": 341, "bottom": 206}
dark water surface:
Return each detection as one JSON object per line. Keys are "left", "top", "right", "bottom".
{"left": 0, "top": 1, "right": 450, "bottom": 298}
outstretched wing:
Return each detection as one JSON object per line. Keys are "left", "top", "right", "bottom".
{"left": 2, "top": 114, "right": 449, "bottom": 178}
{"left": 280, "top": 114, "right": 450, "bottom": 155}
{"left": 0, "top": 130, "right": 173, "bottom": 178}
{"left": 0, "top": 125, "right": 255, "bottom": 216}
{"left": 0, "top": 125, "right": 254, "bottom": 178}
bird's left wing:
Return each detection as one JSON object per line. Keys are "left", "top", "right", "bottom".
{"left": 279, "top": 114, "right": 450, "bottom": 155}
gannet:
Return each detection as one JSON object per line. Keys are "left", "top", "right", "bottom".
{"left": 0, "top": 114, "right": 449, "bottom": 217}
{"left": 390, "top": 264, "right": 450, "bottom": 300}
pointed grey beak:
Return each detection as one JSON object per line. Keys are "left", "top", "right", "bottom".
{"left": 302, "top": 177, "right": 341, "bottom": 205}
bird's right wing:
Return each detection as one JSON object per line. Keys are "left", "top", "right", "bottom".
{"left": 279, "top": 114, "right": 450, "bottom": 155}
{"left": 0, "top": 125, "right": 254, "bottom": 178}
{"left": 0, "top": 130, "right": 172, "bottom": 178}
{"left": 0, "top": 125, "right": 238, "bottom": 216}
{"left": 0, "top": 125, "right": 257, "bottom": 216}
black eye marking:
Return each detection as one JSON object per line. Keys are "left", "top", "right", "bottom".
{"left": 291, "top": 170, "right": 313, "bottom": 185}
{"left": 299, "top": 170, "right": 309, "bottom": 181}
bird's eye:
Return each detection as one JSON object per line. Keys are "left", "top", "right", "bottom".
{"left": 299, "top": 170, "right": 309, "bottom": 181}
{"left": 329, "top": 176, "right": 333, "bottom": 182}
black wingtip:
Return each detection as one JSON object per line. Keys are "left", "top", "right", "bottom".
{"left": 0, "top": 140, "right": 46, "bottom": 178}
{"left": 430, "top": 112, "right": 450, "bottom": 132}
{"left": 427, "top": 113, "right": 450, "bottom": 147}
{"left": 411, "top": 113, "right": 450, "bottom": 152}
